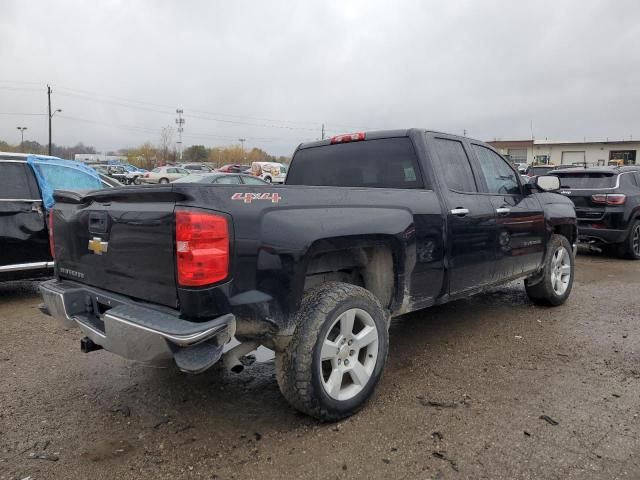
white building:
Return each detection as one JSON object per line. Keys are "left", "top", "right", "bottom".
{"left": 74, "top": 154, "right": 127, "bottom": 164}
{"left": 488, "top": 139, "right": 639, "bottom": 167}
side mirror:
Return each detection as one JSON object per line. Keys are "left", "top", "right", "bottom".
{"left": 536, "top": 175, "right": 560, "bottom": 192}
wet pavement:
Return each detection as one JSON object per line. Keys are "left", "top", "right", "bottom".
{"left": 1, "top": 253, "right": 638, "bottom": 479}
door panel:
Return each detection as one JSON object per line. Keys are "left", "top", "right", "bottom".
{"left": 0, "top": 162, "right": 50, "bottom": 267}
{"left": 470, "top": 144, "right": 546, "bottom": 279}
{"left": 426, "top": 135, "right": 497, "bottom": 295}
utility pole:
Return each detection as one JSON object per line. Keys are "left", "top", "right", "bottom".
{"left": 175, "top": 109, "right": 185, "bottom": 161}
{"left": 463, "top": 129, "right": 467, "bottom": 137}
{"left": 47, "top": 85, "right": 62, "bottom": 156}
{"left": 47, "top": 85, "right": 52, "bottom": 155}
{"left": 321, "top": 123, "right": 325, "bottom": 140}
{"left": 17, "top": 127, "right": 27, "bottom": 152}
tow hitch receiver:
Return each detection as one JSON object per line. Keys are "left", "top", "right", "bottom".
{"left": 81, "top": 336, "right": 103, "bottom": 353}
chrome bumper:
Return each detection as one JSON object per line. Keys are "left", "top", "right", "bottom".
{"left": 39, "top": 279, "right": 236, "bottom": 373}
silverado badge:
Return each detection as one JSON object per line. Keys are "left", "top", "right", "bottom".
{"left": 88, "top": 237, "right": 109, "bottom": 255}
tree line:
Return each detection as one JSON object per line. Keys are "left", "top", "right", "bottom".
{"left": 0, "top": 131, "right": 289, "bottom": 170}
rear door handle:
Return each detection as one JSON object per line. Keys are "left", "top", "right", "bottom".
{"left": 496, "top": 207, "right": 511, "bottom": 215}
{"left": 450, "top": 208, "right": 470, "bottom": 216}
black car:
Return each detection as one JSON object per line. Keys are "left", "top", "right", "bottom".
{"left": 0, "top": 153, "right": 107, "bottom": 282}
{"left": 41, "top": 129, "right": 576, "bottom": 420}
{"left": 552, "top": 166, "right": 640, "bottom": 258}
{"left": 525, "top": 165, "right": 556, "bottom": 177}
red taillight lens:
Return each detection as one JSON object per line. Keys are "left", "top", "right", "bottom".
{"left": 606, "top": 194, "right": 626, "bottom": 205}
{"left": 591, "top": 194, "right": 626, "bottom": 205}
{"left": 48, "top": 212, "right": 55, "bottom": 259}
{"left": 144, "top": 173, "right": 149, "bottom": 178}
{"left": 330, "top": 132, "right": 366, "bottom": 144}
{"left": 175, "top": 210, "right": 229, "bottom": 286}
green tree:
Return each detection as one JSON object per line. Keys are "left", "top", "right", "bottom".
{"left": 183, "top": 145, "right": 208, "bottom": 163}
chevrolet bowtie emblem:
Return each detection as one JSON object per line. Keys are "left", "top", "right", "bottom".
{"left": 88, "top": 237, "right": 109, "bottom": 255}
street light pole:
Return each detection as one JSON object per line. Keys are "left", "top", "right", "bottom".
{"left": 16, "top": 127, "right": 27, "bottom": 152}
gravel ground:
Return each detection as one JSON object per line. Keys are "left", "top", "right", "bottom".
{"left": 1, "top": 253, "right": 638, "bottom": 479}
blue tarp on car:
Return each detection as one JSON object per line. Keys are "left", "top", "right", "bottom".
{"left": 26, "top": 155, "right": 103, "bottom": 209}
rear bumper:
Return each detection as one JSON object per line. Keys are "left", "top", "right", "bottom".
{"left": 578, "top": 227, "right": 627, "bottom": 245}
{"left": 39, "top": 279, "right": 236, "bottom": 373}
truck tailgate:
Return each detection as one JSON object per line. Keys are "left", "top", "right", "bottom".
{"left": 53, "top": 188, "right": 180, "bottom": 308}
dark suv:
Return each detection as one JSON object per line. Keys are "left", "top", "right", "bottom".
{"left": 552, "top": 166, "right": 640, "bottom": 258}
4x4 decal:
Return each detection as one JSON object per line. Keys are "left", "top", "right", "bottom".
{"left": 232, "top": 192, "right": 281, "bottom": 204}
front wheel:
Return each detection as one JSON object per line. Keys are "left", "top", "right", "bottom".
{"left": 275, "top": 282, "right": 389, "bottom": 421}
{"left": 264, "top": 176, "right": 272, "bottom": 183}
{"left": 159, "top": 178, "right": 169, "bottom": 184}
{"left": 525, "top": 234, "right": 574, "bottom": 306}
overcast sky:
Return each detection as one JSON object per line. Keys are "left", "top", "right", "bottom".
{"left": 1, "top": 0, "right": 639, "bottom": 156}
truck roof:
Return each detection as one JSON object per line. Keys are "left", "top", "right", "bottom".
{"left": 297, "top": 129, "right": 488, "bottom": 151}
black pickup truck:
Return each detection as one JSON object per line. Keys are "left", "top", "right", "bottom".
{"left": 40, "top": 129, "right": 577, "bottom": 420}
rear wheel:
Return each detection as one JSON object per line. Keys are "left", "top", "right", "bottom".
{"left": 133, "top": 176, "right": 142, "bottom": 185}
{"left": 264, "top": 176, "right": 272, "bottom": 183}
{"left": 617, "top": 220, "right": 640, "bottom": 259}
{"left": 275, "top": 282, "right": 388, "bottom": 421}
{"left": 159, "top": 178, "right": 169, "bottom": 184}
{"left": 525, "top": 234, "right": 574, "bottom": 306}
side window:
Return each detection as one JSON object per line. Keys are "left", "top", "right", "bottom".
{"left": 167, "top": 168, "right": 177, "bottom": 174}
{"left": 472, "top": 145, "right": 520, "bottom": 195}
{"left": 635, "top": 172, "right": 640, "bottom": 186}
{"left": 0, "top": 163, "right": 38, "bottom": 199}
{"left": 621, "top": 173, "right": 638, "bottom": 188}
{"left": 242, "top": 176, "right": 267, "bottom": 185}
{"left": 432, "top": 139, "right": 477, "bottom": 192}
{"left": 215, "top": 175, "right": 241, "bottom": 184}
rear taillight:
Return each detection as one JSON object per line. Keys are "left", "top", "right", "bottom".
{"left": 175, "top": 210, "right": 229, "bottom": 286}
{"left": 330, "top": 132, "right": 365, "bottom": 144}
{"left": 591, "top": 194, "right": 626, "bottom": 205}
{"left": 144, "top": 173, "right": 149, "bottom": 178}
{"left": 48, "top": 212, "right": 55, "bottom": 259}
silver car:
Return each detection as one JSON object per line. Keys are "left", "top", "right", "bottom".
{"left": 141, "top": 166, "right": 190, "bottom": 184}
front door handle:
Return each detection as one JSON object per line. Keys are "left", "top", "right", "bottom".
{"left": 496, "top": 207, "right": 511, "bottom": 215}
{"left": 451, "top": 208, "right": 470, "bottom": 216}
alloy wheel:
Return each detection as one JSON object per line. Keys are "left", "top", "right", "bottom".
{"left": 319, "top": 308, "right": 379, "bottom": 401}
{"left": 550, "top": 246, "right": 571, "bottom": 295}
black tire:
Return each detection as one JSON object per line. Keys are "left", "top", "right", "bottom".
{"left": 525, "top": 234, "right": 574, "bottom": 306}
{"left": 159, "top": 178, "right": 169, "bottom": 184}
{"left": 275, "top": 282, "right": 389, "bottom": 421}
{"left": 264, "top": 176, "right": 272, "bottom": 183}
{"left": 617, "top": 220, "right": 640, "bottom": 259}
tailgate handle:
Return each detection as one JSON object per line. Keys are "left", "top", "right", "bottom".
{"left": 88, "top": 211, "right": 109, "bottom": 234}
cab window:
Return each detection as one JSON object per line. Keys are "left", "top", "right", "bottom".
{"left": 472, "top": 145, "right": 520, "bottom": 195}
{"left": 432, "top": 138, "right": 477, "bottom": 192}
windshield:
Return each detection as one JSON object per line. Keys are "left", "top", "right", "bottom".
{"left": 286, "top": 138, "right": 424, "bottom": 189}
{"left": 552, "top": 172, "right": 617, "bottom": 189}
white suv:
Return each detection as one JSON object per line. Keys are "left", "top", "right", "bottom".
{"left": 251, "top": 162, "right": 287, "bottom": 183}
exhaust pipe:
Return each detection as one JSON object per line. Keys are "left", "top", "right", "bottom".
{"left": 223, "top": 341, "right": 259, "bottom": 373}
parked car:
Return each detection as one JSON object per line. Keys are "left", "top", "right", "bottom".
{"left": 0, "top": 152, "right": 104, "bottom": 282}
{"left": 40, "top": 129, "right": 576, "bottom": 420}
{"left": 122, "top": 165, "right": 147, "bottom": 185}
{"left": 525, "top": 165, "right": 556, "bottom": 177}
{"left": 514, "top": 162, "right": 528, "bottom": 174}
{"left": 141, "top": 166, "right": 190, "bottom": 184}
{"left": 179, "top": 163, "right": 214, "bottom": 173}
{"left": 251, "top": 161, "right": 287, "bottom": 183}
{"left": 217, "top": 164, "right": 251, "bottom": 174}
{"left": 552, "top": 166, "right": 640, "bottom": 258}
{"left": 92, "top": 164, "right": 128, "bottom": 184}
{"left": 174, "top": 172, "right": 269, "bottom": 185}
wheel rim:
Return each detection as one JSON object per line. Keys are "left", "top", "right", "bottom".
{"left": 318, "top": 308, "right": 379, "bottom": 401}
{"left": 632, "top": 225, "right": 640, "bottom": 256}
{"left": 550, "top": 246, "right": 571, "bottom": 296}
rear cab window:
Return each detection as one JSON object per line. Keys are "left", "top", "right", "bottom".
{"left": 552, "top": 172, "right": 617, "bottom": 189}
{"left": 0, "top": 162, "right": 40, "bottom": 199}
{"left": 286, "top": 137, "right": 425, "bottom": 189}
